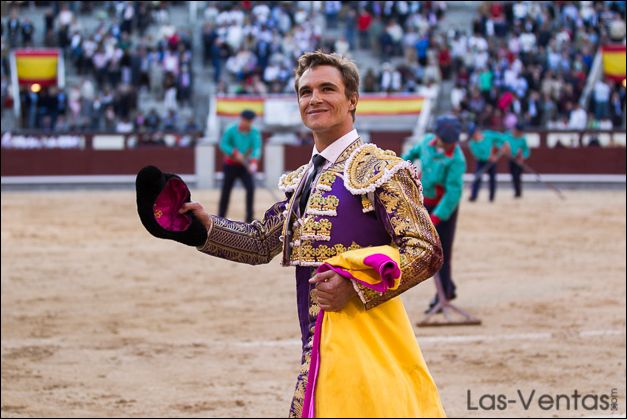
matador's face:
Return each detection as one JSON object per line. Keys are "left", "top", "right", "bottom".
{"left": 297, "top": 65, "right": 357, "bottom": 137}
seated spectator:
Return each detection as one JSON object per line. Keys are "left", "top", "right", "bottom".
{"left": 162, "top": 109, "right": 178, "bottom": 131}
{"left": 116, "top": 116, "right": 134, "bottom": 133}
{"left": 145, "top": 109, "right": 161, "bottom": 132}
{"left": 568, "top": 103, "right": 587, "bottom": 130}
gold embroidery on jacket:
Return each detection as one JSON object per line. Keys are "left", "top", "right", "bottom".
{"left": 198, "top": 203, "right": 285, "bottom": 265}
{"left": 346, "top": 145, "right": 403, "bottom": 191}
{"left": 315, "top": 171, "right": 337, "bottom": 192}
{"left": 289, "top": 241, "right": 362, "bottom": 266}
{"left": 279, "top": 164, "right": 308, "bottom": 192}
{"left": 300, "top": 217, "right": 333, "bottom": 241}
{"left": 351, "top": 170, "right": 443, "bottom": 309}
{"left": 305, "top": 193, "right": 339, "bottom": 216}
{"left": 361, "top": 194, "right": 374, "bottom": 212}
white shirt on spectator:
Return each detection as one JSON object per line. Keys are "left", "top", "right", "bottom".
{"left": 381, "top": 69, "right": 401, "bottom": 92}
{"left": 81, "top": 80, "right": 95, "bottom": 101}
{"left": 264, "top": 63, "right": 280, "bottom": 82}
{"left": 277, "top": 10, "right": 292, "bottom": 33}
{"left": 451, "top": 86, "right": 465, "bottom": 110}
{"left": 580, "top": 3, "right": 595, "bottom": 23}
{"left": 513, "top": 2, "right": 527, "bottom": 20}
{"left": 555, "top": 30, "right": 571, "bottom": 48}
{"left": 562, "top": 4, "right": 579, "bottom": 22}
{"left": 419, "top": 83, "right": 439, "bottom": 100}
{"left": 58, "top": 9, "right": 73, "bottom": 27}
{"left": 504, "top": 68, "right": 518, "bottom": 90}
{"left": 204, "top": 5, "right": 219, "bottom": 23}
{"left": 294, "top": 8, "right": 308, "bottom": 25}
{"left": 83, "top": 38, "right": 97, "bottom": 59}
{"left": 474, "top": 51, "right": 489, "bottom": 70}
{"left": 92, "top": 52, "right": 108, "bottom": 69}
{"left": 116, "top": 120, "right": 134, "bottom": 133}
{"left": 514, "top": 76, "right": 528, "bottom": 98}
{"left": 164, "top": 87, "right": 178, "bottom": 113}
{"left": 469, "top": 35, "right": 488, "bottom": 52}
{"left": 387, "top": 22, "right": 404, "bottom": 43}
{"left": 252, "top": 4, "right": 270, "bottom": 24}
{"left": 216, "top": 10, "right": 231, "bottom": 25}
{"left": 324, "top": 1, "right": 342, "bottom": 14}
{"left": 519, "top": 32, "right": 536, "bottom": 52}
{"left": 226, "top": 25, "right": 244, "bottom": 52}
{"left": 594, "top": 80, "right": 610, "bottom": 102}
{"left": 451, "top": 35, "right": 467, "bottom": 58}
{"left": 335, "top": 38, "right": 350, "bottom": 56}
{"left": 485, "top": 19, "right": 495, "bottom": 37}
{"left": 163, "top": 52, "right": 179, "bottom": 76}
{"left": 508, "top": 37, "right": 521, "bottom": 55}
{"left": 599, "top": 119, "right": 613, "bottom": 130}
{"left": 568, "top": 107, "right": 588, "bottom": 130}
{"left": 229, "top": 9, "right": 245, "bottom": 26}
{"left": 124, "top": 4, "right": 134, "bottom": 20}
{"left": 547, "top": 48, "right": 561, "bottom": 71}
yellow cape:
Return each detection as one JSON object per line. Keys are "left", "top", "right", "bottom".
{"left": 308, "top": 246, "right": 446, "bottom": 418}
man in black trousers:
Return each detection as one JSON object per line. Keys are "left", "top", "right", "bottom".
{"left": 218, "top": 109, "right": 261, "bottom": 223}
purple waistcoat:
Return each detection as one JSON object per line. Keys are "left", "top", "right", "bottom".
{"left": 286, "top": 167, "right": 391, "bottom": 348}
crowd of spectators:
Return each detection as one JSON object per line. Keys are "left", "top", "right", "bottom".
{"left": 2, "top": 1, "right": 452, "bottom": 135}
{"left": 1, "top": 1, "right": 625, "bottom": 140}
{"left": 201, "top": 1, "right": 447, "bottom": 95}
{"left": 447, "top": 1, "right": 626, "bottom": 130}
{"left": 2, "top": 1, "right": 197, "bottom": 135}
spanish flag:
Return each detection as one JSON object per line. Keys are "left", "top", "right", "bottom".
{"left": 602, "top": 44, "right": 626, "bottom": 83}
{"left": 358, "top": 95, "right": 424, "bottom": 115}
{"left": 15, "top": 49, "right": 59, "bottom": 87}
{"left": 215, "top": 94, "right": 425, "bottom": 117}
{"left": 216, "top": 96, "right": 265, "bottom": 117}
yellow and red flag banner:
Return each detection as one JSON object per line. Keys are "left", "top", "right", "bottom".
{"left": 358, "top": 95, "right": 424, "bottom": 115}
{"left": 601, "top": 44, "right": 626, "bottom": 82}
{"left": 15, "top": 49, "right": 59, "bottom": 87}
{"left": 215, "top": 95, "right": 424, "bottom": 117}
{"left": 216, "top": 96, "right": 265, "bottom": 117}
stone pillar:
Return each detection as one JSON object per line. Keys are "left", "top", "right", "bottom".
{"left": 264, "top": 143, "right": 285, "bottom": 190}
{"left": 195, "top": 143, "right": 215, "bottom": 188}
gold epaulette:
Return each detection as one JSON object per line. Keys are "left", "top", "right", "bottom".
{"left": 343, "top": 143, "right": 419, "bottom": 195}
{"left": 278, "top": 164, "right": 308, "bottom": 193}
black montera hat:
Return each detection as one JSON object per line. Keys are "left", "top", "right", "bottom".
{"left": 136, "top": 165, "right": 207, "bottom": 246}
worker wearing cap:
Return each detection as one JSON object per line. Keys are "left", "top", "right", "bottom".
{"left": 468, "top": 124, "right": 508, "bottom": 202}
{"left": 403, "top": 115, "right": 467, "bottom": 312}
{"left": 504, "top": 122, "right": 530, "bottom": 198}
{"left": 218, "top": 109, "right": 262, "bottom": 223}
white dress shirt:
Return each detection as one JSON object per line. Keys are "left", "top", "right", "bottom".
{"left": 308, "top": 129, "right": 359, "bottom": 173}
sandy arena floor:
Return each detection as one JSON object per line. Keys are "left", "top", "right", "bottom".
{"left": 1, "top": 186, "right": 625, "bottom": 417}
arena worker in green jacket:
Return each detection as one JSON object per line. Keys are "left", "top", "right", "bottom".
{"left": 218, "top": 109, "right": 262, "bottom": 222}
{"left": 468, "top": 125, "right": 508, "bottom": 202}
{"left": 503, "top": 122, "right": 530, "bottom": 198}
{"left": 403, "top": 115, "right": 467, "bottom": 312}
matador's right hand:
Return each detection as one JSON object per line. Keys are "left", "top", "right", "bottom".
{"left": 179, "top": 202, "right": 212, "bottom": 231}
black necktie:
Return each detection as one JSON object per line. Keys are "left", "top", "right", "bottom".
{"left": 299, "top": 154, "right": 326, "bottom": 214}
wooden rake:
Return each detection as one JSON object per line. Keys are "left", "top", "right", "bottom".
{"left": 417, "top": 273, "right": 482, "bottom": 327}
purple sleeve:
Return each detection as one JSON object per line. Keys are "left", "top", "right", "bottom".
{"left": 197, "top": 200, "right": 287, "bottom": 265}
{"left": 353, "top": 169, "right": 443, "bottom": 309}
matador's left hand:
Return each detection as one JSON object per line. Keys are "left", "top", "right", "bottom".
{"left": 309, "top": 270, "right": 357, "bottom": 312}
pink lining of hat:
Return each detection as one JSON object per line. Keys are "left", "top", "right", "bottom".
{"left": 152, "top": 177, "right": 192, "bottom": 231}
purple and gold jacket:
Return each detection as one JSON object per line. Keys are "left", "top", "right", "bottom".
{"left": 197, "top": 138, "right": 442, "bottom": 417}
